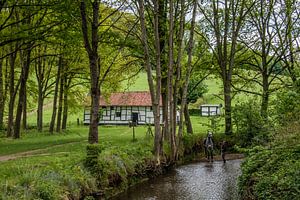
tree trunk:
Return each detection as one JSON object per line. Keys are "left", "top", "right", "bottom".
{"left": 261, "top": 71, "right": 269, "bottom": 119}
{"left": 62, "top": 75, "right": 69, "bottom": 130}
{"left": 158, "top": 0, "right": 168, "bottom": 142}
{"left": 14, "top": 46, "right": 32, "bottom": 139}
{"left": 80, "top": 1, "right": 100, "bottom": 144}
{"left": 0, "top": 56, "right": 4, "bottom": 130}
{"left": 49, "top": 56, "right": 61, "bottom": 133}
{"left": 162, "top": 92, "right": 168, "bottom": 141}
{"left": 167, "top": 0, "right": 176, "bottom": 161}
{"left": 36, "top": 49, "right": 43, "bottom": 132}
{"left": 7, "top": 48, "right": 17, "bottom": 137}
{"left": 22, "top": 86, "right": 27, "bottom": 130}
{"left": 176, "top": 0, "right": 196, "bottom": 159}
{"left": 184, "top": 104, "right": 193, "bottom": 134}
{"left": 56, "top": 63, "right": 64, "bottom": 132}
{"left": 89, "top": 60, "right": 100, "bottom": 143}
{"left": 37, "top": 85, "right": 43, "bottom": 131}
{"left": 175, "top": 0, "right": 188, "bottom": 137}
{"left": 224, "top": 78, "right": 232, "bottom": 135}
{"left": 138, "top": 0, "right": 162, "bottom": 163}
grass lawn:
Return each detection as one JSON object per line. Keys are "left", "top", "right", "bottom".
{"left": 0, "top": 71, "right": 239, "bottom": 199}
{"left": 0, "top": 125, "right": 150, "bottom": 156}
{"left": 0, "top": 124, "right": 171, "bottom": 199}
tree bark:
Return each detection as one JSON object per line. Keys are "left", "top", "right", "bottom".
{"left": 22, "top": 86, "right": 27, "bottom": 130}
{"left": 56, "top": 62, "right": 64, "bottom": 132}
{"left": 37, "top": 83, "right": 43, "bottom": 131}
{"left": 261, "top": 67, "right": 269, "bottom": 118}
{"left": 36, "top": 47, "right": 44, "bottom": 132}
{"left": 7, "top": 46, "right": 17, "bottom": 137}
{"left": 62, "top": 74, "right": 69, "bottom": 130}
{"left": 167, "top": 0, "right": 176, "bottom": 160}
{"left": 224, "top": 77, "right": 232, "bottom": 135}
{"left": 175, "top": 0, "right": 189, "bottom": 138}
{"left": 14, "top": 45, "right": 32, "bottom": 139}
{"left": 49, "top": 56, "right": 61, "bottom": 133}
{"left": 184, "top": 103, "right": 193, "bottom": 134}
{"left": 0, "top": 56, "right": 4, "bottom": 130}
{"left": 80, "top": 1, "right": 100, "bottom": 144}
{"left": 138, "top": 0, "right": 162, "bottom": 163}
{"left": 158, "top": 0, "right": 168, "bottom": 142}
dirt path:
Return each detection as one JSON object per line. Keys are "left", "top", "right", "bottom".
{"left": 0, "top": 141, "right": 83, "bottom": 162}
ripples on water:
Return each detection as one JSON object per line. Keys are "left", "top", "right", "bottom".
{"left": 111, "top": 159, "right": 242, "bottom": 200}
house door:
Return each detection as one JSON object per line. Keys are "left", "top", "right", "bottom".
{"left": 132, "top": 112, "right": 139, "bottom": 125}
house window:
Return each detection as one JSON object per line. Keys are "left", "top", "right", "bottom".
{"left": 116, "top": 112, "right": 121, "bottom": 117}
{"left": 111, "top": 107, "right": 114, "bottom": 111}
{"left": 101, "top": 106, "right": 107, "bottom": 116}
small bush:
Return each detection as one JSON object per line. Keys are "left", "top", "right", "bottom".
{"left": 274, "top": 90, "right": 300, "bottom": 125}
{"left": 233, "top": 99, "right": 271, "bottom": 147}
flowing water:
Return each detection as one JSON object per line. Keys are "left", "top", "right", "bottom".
{"left": 111, "top": 159, "right": 242, "bottom": 200}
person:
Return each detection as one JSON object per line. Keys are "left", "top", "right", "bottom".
{"left": 203, "top": 137, "right": 207, "bottom": 159}
{"left": 205, "top": 131, "right": 214, "bottom": 162}
{"left": 220, "top": 140, "right": 227, "bottom": 163}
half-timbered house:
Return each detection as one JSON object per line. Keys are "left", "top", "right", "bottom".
{"left": 83, "top": 91, "right": 164, "bottom": 125}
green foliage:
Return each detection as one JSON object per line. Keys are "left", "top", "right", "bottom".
{"left": 182, "top": 134, "right": 203, "bottom": 154}
{"left": 84, "top": 140, "right": 153, "bottom": 196}
{"left": 187, "top": 77, "right": 208, "bottom": 104}
{"left": 0, "top": 156, "right": 97, "bottom": 200}
{"left": 200, "top": 116, "right": 223, "bottom": 135}
{"left": 239, "top": 122, "right": 300, "bottom": 199}
{"left": 233, "top": 99, "right": 271, "bottom": 147}
{"left": 274, "top": 89, "right": 300, "bottom": 125}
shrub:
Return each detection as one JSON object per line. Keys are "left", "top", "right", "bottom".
{"left": 239, "top": 122, "right": 300, "bottom": 199}
{"left": 274, "top": 90, "right": 300, "bottom": 126}
{"left": 233, "top": 99, "right": 271, "bottom": 147}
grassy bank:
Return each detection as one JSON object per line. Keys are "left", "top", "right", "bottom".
{"left": 238, "top": 121, "right": 300, "bottom": 199}
{"left": 0, "top": 72, "right": 243, "bottom": 199}
{"left": 0, "top": 125, "right": 213, "bottom": 199}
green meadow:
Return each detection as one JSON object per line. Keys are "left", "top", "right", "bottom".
{"left": 0, "top": 72, "right": 232, "bottom": 158}
{"left": 0, "top": 72, "right": 237, "bottom": 199}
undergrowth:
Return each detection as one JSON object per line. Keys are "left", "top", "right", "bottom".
{"left": 238, "top": 121, "right": 300, "bottom": 200}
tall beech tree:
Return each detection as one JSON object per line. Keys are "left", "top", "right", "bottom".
{"left": 7, "top": 44, "right": 18, "bottom": 137}
{"left": 177, "top": 0, "right": 197, "bottom": 142}
{"left": 35, "top": 46, "right": 56, "bottom": 132}
{"left": 235, "top": 0, "right": 298, "bottom": 119}
{"left": 137, "top": 0, "right": 163, "bottom": 162}
{"left": 49, "top": 55, "right": 61, "bottom": 133}
{"left": 79, "top": 1, "right": 134, "bottom": 143}
{"left": 198, "top": 0, "right": 254, "bottom": 135}
{"left": 80, "top": 1, "right": 100, "bottom": 144}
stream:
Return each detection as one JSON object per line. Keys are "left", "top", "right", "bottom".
{"left": 111, "top": 159, "right": 242, "bottom": 200}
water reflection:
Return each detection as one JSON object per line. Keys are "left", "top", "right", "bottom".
{"left": 111, "top": 159, "right": 242, "bottom": 200}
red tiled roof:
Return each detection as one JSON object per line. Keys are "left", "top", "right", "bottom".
{"left": 99, "top": 91, "right": 162, "bottom": 106}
